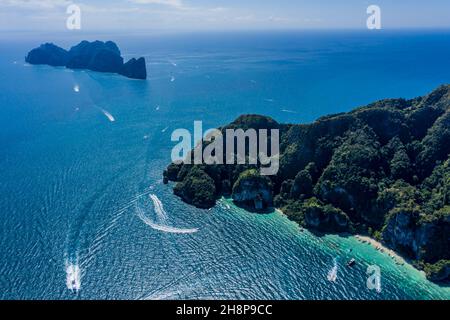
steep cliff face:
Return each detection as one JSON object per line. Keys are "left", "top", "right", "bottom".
{"left": 383, "top": 207, "right": 450, "bottom": 262}
{"left": 165, "top": 85, "right": 450, "bottom": 282}
{"left": 26, "top": 41, "right": 147, "bottom": 80}
{"left": 425, "top": 260, "right": 450, "bottom": 282}
{"left": 120, "top": 58, "right": 147, "bottom": 80}
{"left": 297, "top": 198, "right": 350, "bottom": 232}
{"left": 66, "top": 40, "right": 123, "bottom": 72}
{"left": 232, "top": 169, "right": 273, "bottom": 211}
{"left": 382, "top": 207, "right": 421, "bottom": 257}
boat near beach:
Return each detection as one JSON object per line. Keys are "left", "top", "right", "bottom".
{"left": 347, "top": 259, "right": 356, "bottom": 268}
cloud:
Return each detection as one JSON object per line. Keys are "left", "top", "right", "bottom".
{"left": 79, "top": 4, "right": 140, "bottom": 14}
{"left": 209, "top": 7, "right": 227, "bottom": 13}
{"left": 0, "top": 0, "right": 71, "bottom": 9}
{"left": 0, "top": 0, "right": 292, "bottom": 31}
{"left": 128, "top": 0, "right": 184, "bottom": 9}
{"left": 0, "top": 0, "right": 185, "bottom": 11}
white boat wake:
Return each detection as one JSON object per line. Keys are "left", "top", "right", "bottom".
{"left": 65, "top": 260, "right": 81, "bottom": 292}
{"left": 64, "top": 189, "right": 156, "bottom": 292}
{"left": 281, "top": 109, "right": 298, "bottom": 114}
{"left": 149, "top": 194, "right": 169, "bottom": 223}
{"left": 137, "top": 195, "right": 198, "bottom": 234}
{"left": 100, "top": 108, "right": 115, "bottom": 122}
{"left": 139, "top": 218, "right": 198, "bottom": 234}
{"left": 327, "top": 258, "right": 338, "bottom": 282}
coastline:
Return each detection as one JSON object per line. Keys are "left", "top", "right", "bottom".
{"left": 354, "top": 235, "right": 409, "bottom": 267}
{"left": 240, "top": 203, "right": 450, "bottom": 298}
{"left": 166, "top": 86, "right": 450, "bottom": 288}
{"left": 274, "top": 207, "right": 415, "bottom": 271}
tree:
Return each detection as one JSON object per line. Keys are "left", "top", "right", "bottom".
{"left": 390, "top": 147, "right": 412, "bottom": 181}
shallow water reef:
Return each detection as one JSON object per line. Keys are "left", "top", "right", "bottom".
{"left": 164, "top": 85, "right": 450, "bottom": 283}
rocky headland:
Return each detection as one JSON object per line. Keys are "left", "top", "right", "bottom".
{"left": 164, "top": 85, "right": 450, "bottom": 283}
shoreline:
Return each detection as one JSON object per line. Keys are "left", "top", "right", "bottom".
{"left": 353, "top": 235, "right": 409, "bottom": 267}
{"left": 231, "top": 202, "right": 431, "bottom": 279}
{"left": 274, "top": 207, "right": 411, "bottom": 267}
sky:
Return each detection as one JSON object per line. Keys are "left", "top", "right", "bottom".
{"left": 0, "top": 0, "right": 450, "bottom": 32}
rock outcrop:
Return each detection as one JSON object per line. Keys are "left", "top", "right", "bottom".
{"left": 232, "top": 169, "right": 273, "bottom": 211}
{"left": 26, "top": 41, "right": 147, "bottom": 80}
{"left": 173, "top": 166, "right": 217, "bottom": 209}
{"left": 120, "top": 57, "right": 147, "bottom": 80}
{"left": 66, "top": 40, "right": 123, "bottom": 73}
{"left": 383, "top": 206, "right": 450, "bottom": 263}
{"left": 25, "top": 43, "right": 69, "bottom": 67}
{"left": 425, "top": 260, "right": 450, "bottom": 282}
{"left": 301, "top": 198, "right": 350, "bottom": 233}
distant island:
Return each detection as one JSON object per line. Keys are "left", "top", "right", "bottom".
{"left": 164, "top": 85, "right": 450, "bottom": 283}
{"left": 25, "top": 41, "right": 147, "bottom": 80}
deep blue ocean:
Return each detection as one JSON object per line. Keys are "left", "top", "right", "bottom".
{"left": 1, "top": 30, "right": 450, "bottom": 300}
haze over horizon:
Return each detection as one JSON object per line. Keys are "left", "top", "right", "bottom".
{"left": 1, "top": 0, "right": 450, "bottom": 33}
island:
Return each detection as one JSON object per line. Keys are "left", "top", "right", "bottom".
{"left": 164, "top": 85, "right": 450, "bottom": 283}
{"left": 25, "top": 41, "right": 147, "bottom": 80}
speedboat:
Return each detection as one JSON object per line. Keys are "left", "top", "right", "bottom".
{"left": 347, "top": 258, "right": 356, "bottom": 267}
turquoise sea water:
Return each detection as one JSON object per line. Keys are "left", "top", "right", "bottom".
{"left": 0, "top": 31, "right": 450, "bottom": 300}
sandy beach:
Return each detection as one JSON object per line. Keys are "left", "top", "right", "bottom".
{"left": 354, "top": 235, "right": 407, "bottom": 266}
{"left": 275, "top": 207, "right": 408, "bottom": 265}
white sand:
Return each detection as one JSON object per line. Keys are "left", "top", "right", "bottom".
{"left": 355, "top": 235, "right": 406, "bottom": 265}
